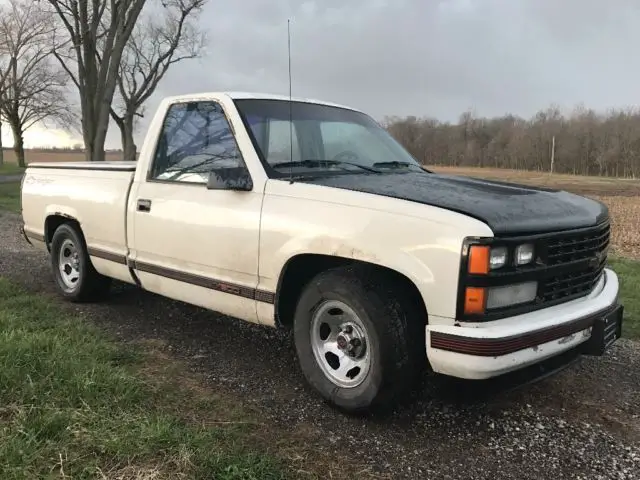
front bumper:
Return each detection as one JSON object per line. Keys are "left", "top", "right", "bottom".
{"left": 426, "top": 267, "right": 622, "bottom": 380}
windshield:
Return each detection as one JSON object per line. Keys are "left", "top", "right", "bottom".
{"left": 233, "top": 99, "right": 423, "bottom": 176}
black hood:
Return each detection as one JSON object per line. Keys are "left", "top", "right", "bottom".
{"left": 303, "top": 171, "right": 609, "bottom": 236}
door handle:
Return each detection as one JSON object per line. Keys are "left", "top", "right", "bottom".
{"left": 137, "top": 199, "right": 152, "bottom": 212}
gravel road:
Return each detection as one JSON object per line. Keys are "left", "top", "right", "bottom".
{"left": 1, "top": 210, "right": 639, "bottom": 479}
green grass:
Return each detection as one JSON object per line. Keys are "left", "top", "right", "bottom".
{"left": 0, "top": 163, "right": 24, "bottom": 175}
{"left": 608, "top": 256, "right": 640, "bottom": 339}
{"left": 0, "top": 182, "right": 20, "bottom": 213}
{"left": 0, "top": 278, "right": 288, "bottom": 479}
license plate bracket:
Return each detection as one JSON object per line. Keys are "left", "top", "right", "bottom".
{"left": 582, "top": 304, "right": 624, "bottom": 356}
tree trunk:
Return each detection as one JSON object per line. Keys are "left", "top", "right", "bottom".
{"left": 79, "top": 90, "right": 106, "bottom": 162}
{"left": 92, "top": 117, "right": 108, "bottom": 162}
{"left": 90, "top": 67, "right": 125, "bottom": 162}
{"left": 85, "top": 132, "right": 105, "bottom": 162}
{"left": 0, "top": 120, "right": 4, "bottom": 168}
{"left": 121, "top": 116, "right": 137, "bottom": 161}
{"left": 82, "top": 126, "right": 105, "bottom": 162}
{"left": 12, "top": 126, "right": 25, "bottom": 168}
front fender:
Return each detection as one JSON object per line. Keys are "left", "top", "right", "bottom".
{"left": 258, "top": 192, "right": 493, "bottom": 321}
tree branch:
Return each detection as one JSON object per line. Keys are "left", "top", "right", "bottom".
{"left": 111, "top": 0, "right": 207, "bottom": 159}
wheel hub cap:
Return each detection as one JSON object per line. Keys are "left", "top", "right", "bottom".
{"left": 310, "top": 300, "right": 371, "bottom": 388}
{"left": 58, "top": 239, "right": 81, "bottom": 289}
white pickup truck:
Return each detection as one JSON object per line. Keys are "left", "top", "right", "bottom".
{"left": 20, "top": 92, "right": 623, "bottom": 413}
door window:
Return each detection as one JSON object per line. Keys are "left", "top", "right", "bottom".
{"left": 150, "top": 101, "right": 246, "bottom": 183}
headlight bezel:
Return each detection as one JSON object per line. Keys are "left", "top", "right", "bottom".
{"left": 457, "top": 236, "right": 543, "bottom": 321}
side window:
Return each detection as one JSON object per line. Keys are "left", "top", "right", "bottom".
{"left": 150, "top": 101, "right": 245, "bottom": 183}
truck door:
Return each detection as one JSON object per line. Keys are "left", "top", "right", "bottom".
{"left": 128, "top": 100, "right": 263, "bottom": 324}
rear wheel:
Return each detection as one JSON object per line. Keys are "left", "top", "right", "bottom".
{"left": 50, "top": 223, "right": 111, "bottom": 302}
{"left": 293, "top": 265, "right": 426, "bottom": 413}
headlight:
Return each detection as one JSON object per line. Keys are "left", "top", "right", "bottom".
{"left": 489, "top": 246, "right": 508, "bottom": 269}
{"left": 515, "top": 244, "right": 535, "bottom": 265}
{"left": 468, "top": 245, "right": 508, "bottom": 274}
{"left": 486, "top": 281, "right": 537, "bottom": 310}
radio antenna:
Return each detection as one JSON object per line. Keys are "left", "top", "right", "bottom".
{"left": 287, "top": 19, "right": 294, "bottom": 184}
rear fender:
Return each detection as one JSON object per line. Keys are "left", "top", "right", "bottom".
{"left": 44, "top": 206, "right": 81, "bottom": 248}
{"left": 45, "top": 205, "right": 81, "bottom": 225}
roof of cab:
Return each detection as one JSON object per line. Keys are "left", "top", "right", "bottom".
{"left": 162, "top": 91, "right": 360, "bottom": 112}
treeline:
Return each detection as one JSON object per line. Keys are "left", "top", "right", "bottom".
{"left": 383, "top": 105, "right": 640, "bottom": 178}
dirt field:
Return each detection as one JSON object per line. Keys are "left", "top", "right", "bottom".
{"left": 432, "top": 166, "right": 640, "bottom": 260}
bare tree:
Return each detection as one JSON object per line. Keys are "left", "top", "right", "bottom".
{"left": 0, "top": 0, "right": 71, "bottom": 168}
{"left": 0, "top": 55, "right": 16, "bottom": 168}
{"left": 0, "top": 22, "right": 21, "bottom": 168}
{"left": 46, "top": 0, "right": 147, "bottom": 162}
{"left": 111, "top": 0, "right": 207, "bottom": 161}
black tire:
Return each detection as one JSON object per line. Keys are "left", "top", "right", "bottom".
{"left": 50, "top": 223, "right": 112, "bottom": 302}
{"left": 293, "top": 265, "right": 426, "bottom": 413}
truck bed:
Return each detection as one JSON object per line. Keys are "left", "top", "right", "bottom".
{"left": 21, "top": 162, "right": 136, "bottom": 284}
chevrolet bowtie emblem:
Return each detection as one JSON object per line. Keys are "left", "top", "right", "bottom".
{"left": 590, "top": 250, "right": 605, "bottom": 268}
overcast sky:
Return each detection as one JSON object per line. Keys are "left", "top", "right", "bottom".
{"left": 17, "top": 0, "right": 640, "bottom": 148}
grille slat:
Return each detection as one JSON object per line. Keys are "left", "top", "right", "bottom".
{"left": 538, "top": 222, "right": 610, "bottom": 305}
{"left": 541, "top": 274, "right": 601, "bottom": 301}
{"left": 547, "top": 237, "right": 609, "bottom": 261}
{"left": 545, "top": 224, "right": 610, "bottom": 265}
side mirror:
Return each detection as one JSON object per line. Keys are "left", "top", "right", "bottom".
{"left": 207, "top": 167, "right": 253, "bottom": 191}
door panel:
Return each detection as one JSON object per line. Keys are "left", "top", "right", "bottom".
{"left": 128, "top": 99, "right": 264, "bottom": 324}
{"left": 131, "top": 182, "right": 262, "bottom": 323}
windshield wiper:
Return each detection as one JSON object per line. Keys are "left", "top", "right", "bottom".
{"left": 373, "top": 161, "right": 433, "bottom": 173}
{"left": 372, "top": 161, "right": 421, "bottom": 170}
{"left": 271, "top": 159, "right": 381, "bottom": 173}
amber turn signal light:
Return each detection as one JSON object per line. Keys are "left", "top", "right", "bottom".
{"left": 468, "top": 245, "right": 490, "bottom": 274}
{"left": 464, "top": 287, "right": 486, "bottom": 314}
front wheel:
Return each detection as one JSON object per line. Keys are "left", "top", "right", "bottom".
{"left": 50, "top": 223, "right": 111, "bottom": 302}
{"left": 293, "top": 265, "right": 426, "bottom": 413}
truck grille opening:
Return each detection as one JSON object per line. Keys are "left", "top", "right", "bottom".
{"left": 539, "top": 222, "right": 610, "bottom": 304}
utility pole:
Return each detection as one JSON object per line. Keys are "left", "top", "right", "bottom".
{"left": 550, "top": 135, "right": 555, "bottom": 174}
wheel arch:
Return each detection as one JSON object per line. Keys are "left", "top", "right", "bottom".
{"left": 274, "top": 253, "right": 428, "bottom": 329}
{"left": 44, "top": 213, "right": 83, "bottom": 251}
{"left": 45, "top": 213, "right": 112, "bottom": 302}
